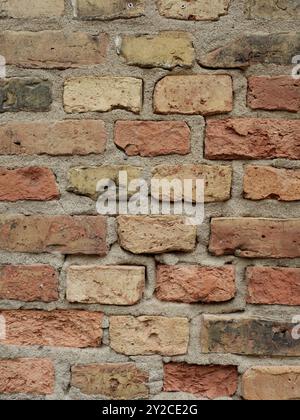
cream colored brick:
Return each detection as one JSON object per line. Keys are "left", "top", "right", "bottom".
{"left": 76, "top": 0, "right": 145, "bottom": 20}
{"left": 156, "top": 0, "right": 230, "bottom": 21}
{"left": 0, "top": 0, "right": 64, "bottom": 18}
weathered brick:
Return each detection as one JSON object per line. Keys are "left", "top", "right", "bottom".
{"left": 243, "top": 366, "right": 300, "bottom": 400}
{"left": 244, "top": 166, "right": 300, "bottom": 201}
{"left": 164, "top": 363, "right": 238, "bottom": 399}
{"left": 0, "top": 120, "right": 107, "bottom": 156}
{"left": 0, "top": 359, "right": 54, "bottom": 395}
{"left": 152, "top": 164, "right": 232, "bottom": 203}
{"left": 75, "top": 0, "right": 145, "bottom": 20}
{"left": 156, "top": 265, "right": 236, "bottom": 303}
{"left": 0, "top": 0, "right": 65, "bottom": 18}
{"left": 0, "top": 31, "right": 108, "bottom": 69}
{"left": 0, "top": 310, "right": 103, "bottom": 348}
{"left": 0, "top": 78, "right": 52, "bottom": 113}
{"left": 110, "top": 316, "right": 189, "bottom": 356}
{"left": 64, "top": 77, "right": 143, "bottom": 114}
{"left": 117, "top": 216, "right": 197, "bottom": 254}
{"left": 67, "top": 266, "right": 145, "bottom": 305}
{"left": 209, "top": 218, "right": 300, "bottom": 258}
{"left": 0, "top": 167, "right": 59, "bottom": 201}
{"left": 114, "top": 121, "right": 191, "bottom": 157}
{"left": 200, "top": 33, "right": 300, "bottom": 68}
{"left": 202, "top": 316, "right": 300, "bottom": 356}
{"left": 248, "top": 76, "right": 300, "bottom": 112}
{"left": 0, "top": 265, "right": 59, "bottom": 302}
{"left": 71, "top": 363, "right": 149, "bottom": 399}
{"left": 0, "top": 215, "right": 108, "bottom": 255}
{"left": 119, "top": 32, "right": 194, "bottom": 69}
{"left": 205, "top": 119, "right": 300, "bottom": 160}
{"left": 68, "top": 166, "right": 142, "bottom": 200}
{"left": 247, "top": 267, "right": 300, "bottom": 306}
{"left": 154, "top": 75, "right": 233, "bottom": 115}
{"left": 246, "top": 0, "right": 300, "bottom": 20}
{"left": 156, "top": 0, "right": 230, "bottom": 21}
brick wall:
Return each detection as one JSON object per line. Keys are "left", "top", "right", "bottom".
{"left": 0, "top": 0, "right": 299, "bottom": 401}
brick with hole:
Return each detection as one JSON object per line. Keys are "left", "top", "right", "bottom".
{"left": 75, "top": 0, "right": 145, "bottom": 20}
{"left": 0, "top": 215, "right": 108, "bottom": 255}
{"left": 248, "top": 76, "right": 300, "bottom": 112}
{"left": 156, "top": 0, "right": 230, "bottom": 21}
{"left": 67, "top": 265, "right": 145, "bottom": 305}
{"left": 0, "top": 31, "right": 108, "bottom": 69}
{"left": 156, "top": 265, "right": 236, "bottom": 303}
{"left": 71, "top": 363, "right": 149, "bottom": 399}
{"left": 247, "top": 267, "right": 300, "bottom": 306}
{"left": 202, "top": 315, "right": 300, "bottom": 356}
{"left": 209, "top": 218, "right": 300, "bottom": 258}
{"left": 0, "top": 359, "right": 55, "bottom": 395}
{"left": 0, "top": 265, "right": 59, "bottom": 302}
{"left": 205, "top": 118, "right": 300, "bottom": 160}
{"left": 164, "top": 363, "right": 238, "bottom": 399}
{"left": 110, "top": 316, "right": 189, "bottom": 356}
{"left": 0, "top": 120, "right": 107, "bottom": 156}
{"left": 0, "top": 310, "right": 103, "bottom": 348}
{"left": 0, "top": 167, "right": 59, "bottom": 201}
{"left": 114, "top": 121, "right": 191, "bottom": 157}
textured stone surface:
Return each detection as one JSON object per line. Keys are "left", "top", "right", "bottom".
{"left": 110, "top": 316, "right": 189, "bottom": 356}
{"left": 114, "top": 120, "right": 190, "bottom": 157}
{"left": 0, "top": 120, "right": 107, "bottom": 156}
{"left": 156, "top": 0, "right": 230, "bottom": 21}
{"left": 64, "top": 77, "right": 143, "bottom": 113}
{"left": 68, "top": 166, "right": 142, "bottom": 200}
{"left": 209, "top": 218, "right": 300, "bottom": 258}
{"left": 117, "top": 216, "right": 197, "bottom": 254}
{"left": 248, "top": 76, "right": 300, "bottom": 112}
{"left": 152, "top": 164, "right": 232, "bottom": 203}
{"left": 242, "top": 366, "right": 300, "bottom": 400}
{"left": 164, "top": 363, "right": 238, "bottom": 398}
{"left": 246, "top": 0, "right": 300, "bottom": 20}
{"left": 156, "top": 265, "right": 236, "bottom": 303}
{"left": 119, "top": 32, "right": 194, "bottom": 69}
{"left": 0, "top": 167, "right": 59, "bottom": 201}
{"left": 247, "top": 267, "right": 300, "bottom": 306}
{"left": 0, "top": 0, "right": 65, "bottom": 18}
{"left": 71, "top": 363, "right": 149, "bottom": 399}
{"left": 67, "top": 265, "right": 145, "bottom": 305}
{"left": 0, "top": 265, "right": 59, "bottom": 302}
{"left": 0, "top": 31, "right": 108, "bottom": 69}
{"left": 0, "top": 215, "right": 108, "bottom": 255}
{"left": 244, "top": 166, "right": 300, "bottom": 201}
{"left": 200, "top": 33, "right": 300, "bottom": 68}
{"left": 202, "top": 316, "right": 300, "bottom": 356}
{"left": 0, "top": 359, "right": 55, "bottom": 395}
{"left": 75, "top": 0, "right": 145, "bottom": 20}
{"left": 0, "top": 310, "right": 103, "bottom": 348}
{"left": 154, "top": 75, "right": 233, "bottom": 115}
{"left": 0, "top": 78, "right": 52, "bottom": 112}
{"left": 205, "top": 119, "right": 300, "bottom": 160}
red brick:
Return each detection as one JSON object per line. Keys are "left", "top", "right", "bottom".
{"left": 0, "top": 167, "right": 59, "bottom": 201}
{"left": 164, "top": 363, "right": 238, "bottom": 399}
{"left": 0, "top": 120, "right": 107, "bottom": 156}
{"left": 247, "top": 267, "right": 300, "bottom": 306}
{"left": 209, "top": 218, "right": 300, "bottom": 258}
{"left": 0, "top": 310, "right": 103, "bottom": 348}
{"left": 114, "top": 121, "right": 190, "bottom": 157}
{"left": 248, "top": 76, "right": 300, "bottom": 112}
{"left": 0, "top": 359, "right": 54, "bottom": 395}
{"left": 156, "top": 265, "right": 236, "bottom": 303}
{"left": 205, "top": 118, "right": 300, "bottom": 160}
{"left": 0, "top": 265, "right": 59, "bottom": 302}
{"left": 0, "top": 215, "right": 108, "bottom": 255}
{"left": 244, "top": 166, "right": 300, "bottom": 201}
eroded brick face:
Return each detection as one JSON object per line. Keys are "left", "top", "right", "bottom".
{"left": 1, "top": 0, "right": 299, "bottom": 402}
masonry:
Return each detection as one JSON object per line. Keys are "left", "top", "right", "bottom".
{"left": 0, "top": 0, "right": 299, "bottom": 401}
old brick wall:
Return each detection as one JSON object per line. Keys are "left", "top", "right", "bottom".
{"left": 0, "top": 0, "right": 299, "bottom": 400}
